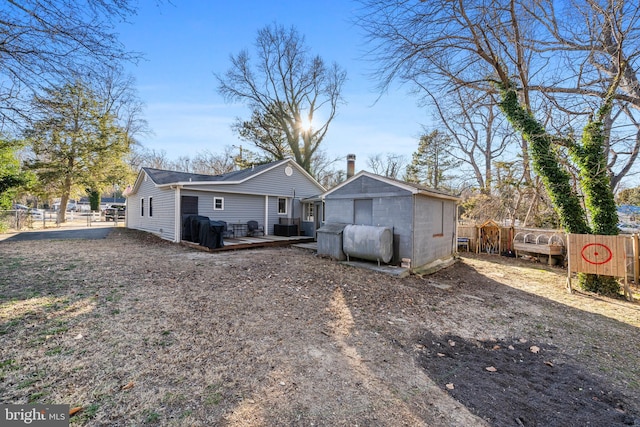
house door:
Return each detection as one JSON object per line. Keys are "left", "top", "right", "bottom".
{"left": 314, "top": 201, "right": 323, "bottom": 231}
{"left": 181, "top": 196, "right": 198, "bottom": 216}
{"left": 180, "top": 196, "right": 199, "bottom": 240}
{"left": 354, "top": 199, "right": 373, "bottom": 225}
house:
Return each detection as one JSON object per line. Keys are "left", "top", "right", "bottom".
{"left": 125, "top": 159, "right": 325, "bottom": 242}
{"left": 318, "top": 171, "right": 460, "bottom": 273}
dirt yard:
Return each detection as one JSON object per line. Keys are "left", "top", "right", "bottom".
{"left": 1, "top": 228, "right": 639, "bottom": 426}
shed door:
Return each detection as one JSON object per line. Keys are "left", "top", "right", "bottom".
{"left": 354, "top": 199, "right": 373, "bottom": 225}
{"left": 181, "top": 196, "right": 199, "bottom": 216}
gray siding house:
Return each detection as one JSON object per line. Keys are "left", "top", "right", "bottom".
{"left": 321, "top": 171, "right": 460, "bottom": 272}
{"left": 125, "top": 159, "right": 325, "bottom": 242}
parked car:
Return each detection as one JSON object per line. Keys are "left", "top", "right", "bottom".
{"left": 53, "top": 201, "right": 77, "bottom": 211}
{"left": 103, "top": 204, "right": 126, "bottom": 221}
{"left": 12, "top": 204, "right": 44, "bottom": 220}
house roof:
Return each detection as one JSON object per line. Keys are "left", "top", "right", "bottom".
{"left": 142, "top": 159, "right": 287, "bottom": 185}
{"left": 322, "top": 171, "right": 461, "bottom": 202}
{"left": 129, "top": 158, "right": 325, "bottom": 194}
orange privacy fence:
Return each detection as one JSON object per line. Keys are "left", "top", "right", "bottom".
{"left": 567, "top": 234, "right": 633, "bottom": 301}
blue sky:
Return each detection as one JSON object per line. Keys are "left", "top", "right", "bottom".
{"left": 116, "top": 1, "right": 430, "bottom": 170}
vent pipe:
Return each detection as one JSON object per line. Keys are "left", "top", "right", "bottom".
{"left": 347, "top": 154, "right": 356, "bottom": 178}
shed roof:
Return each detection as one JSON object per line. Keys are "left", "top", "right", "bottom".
{"left": 323, "top": 171, "right": 460, "bottom": 201}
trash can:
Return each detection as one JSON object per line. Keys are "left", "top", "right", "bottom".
{"left": 316, "top": 223, "right": 348, "bottom": 260}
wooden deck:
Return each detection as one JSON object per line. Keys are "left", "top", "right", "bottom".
{"left": 181, "top": 234, "right": 314, "bottom": 252}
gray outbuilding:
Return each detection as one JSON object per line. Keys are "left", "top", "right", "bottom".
{"left": 319, "top": 171, "right": 460, "bottom": 273}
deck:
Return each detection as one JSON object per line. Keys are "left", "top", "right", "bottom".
{"left": 181, "top": 234, "right": 314, "bottom": 252}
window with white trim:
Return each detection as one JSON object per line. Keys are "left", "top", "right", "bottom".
{"left": 277, "top": 197, "right": 287, "bottom": 215}
{"left": 149, "top": 197, "right": 153, "bottom": 217}
{"left": 304, "top": 203, "right": 314, "bottom": 222}
{"left": 214, "top": 197, "right": 224, "bottom": 210}
{"left": 140, "top": 198, "right": 144, "bottom": 217}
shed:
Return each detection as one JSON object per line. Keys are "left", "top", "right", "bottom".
{"left": 478, "top": 219, "right": 501, "bottom": 254}
{"left": 321, "top": 171, "right": 460, "bottom": 273}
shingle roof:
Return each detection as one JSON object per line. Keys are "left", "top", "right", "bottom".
{"left": 322, "top": 170, "right": 460, "bottom": 201}
{"left": 142, "top": 159, "right": 288, "bottom": 185}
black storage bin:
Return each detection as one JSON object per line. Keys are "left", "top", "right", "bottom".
{"left": 274, "top": 223, "right": 298, "bottom": 237}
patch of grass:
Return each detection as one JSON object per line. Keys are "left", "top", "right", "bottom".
{"left": 28, "top": 391, "right": 48, "bottom": 402}
{"left": 142, "top": 409, "right": 161, "bottom": 424}
{"left": 105, "top": 291, "right": 121, "bottom": 303}
{"left": 204, "top": 383, "right": 223, "bottom": 406}
{"left": 45, "top": 346, "right": 63, "bottom": 356}
{"left": 111, "top": 309, "right": 120, "bottom": 315}
{"left": 72, "top": 402, "right": 100, "bottom": 424}
{"left": 162, "top": 392, "right": 186, "bottom": 405}
{"left": 0, "top": 319, "right": 21, "bottom": 335}
{"left": 179, "top": 410, "right": 193, "bottom": 419}
{"left": 40, "top": 324, "right": 69, "bottom": 336}
{"left": 17, "top": 377, "right": 39, "bottom": 389}
{"left": 0, "top": 359, "right": 19, "bottom": 380}
{"left": 204, "top": 392, "right": 222, "bottom": 406}
{"left": 0, "top": 359, "right": 18, "bottom": 370}
{"left": 28, "top": 336, "right": 47, "bottom": 347}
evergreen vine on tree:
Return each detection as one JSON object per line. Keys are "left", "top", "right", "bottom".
{"left": 497, "top": 80, "right": 621, "bottom": 296}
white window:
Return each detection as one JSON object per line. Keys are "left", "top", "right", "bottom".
{"left": 304, "top": 203, "right": 314, "bottom": 222}
{"left": 149, "top": 197, "right": 153, "bottom": 217}
{"left": 214, "top": 197, "right": 224, "bottom": 210}
{"left": 140, "top": 198, "right": 144, "bottom": 217}
{"left": 277, "top": 197, "right": 287, "bottom": 215}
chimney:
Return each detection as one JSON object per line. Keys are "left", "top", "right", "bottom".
{"left": 347, "top": 154, "right": 356, "bottom": 178}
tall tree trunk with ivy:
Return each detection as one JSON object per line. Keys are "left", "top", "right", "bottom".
{"left": 497, "top": 83, "right": 621, "bottom": 296}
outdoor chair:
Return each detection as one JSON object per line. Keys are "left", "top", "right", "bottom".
{"left": 247, "top": 220, "right": 264, "bottom": 236}
{"left": 219, "top": 220, "right": 234, "bottom": 238}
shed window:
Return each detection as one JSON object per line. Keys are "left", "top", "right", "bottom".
{"left": 140, "top": 198, "right": 144, "bottom": 217}
{"left": 149, "top": 197, "right": 153, "bottom": 217}
{"left": 304, "top": 203, "right": 314, "bottom": 222}
{"left": 214, "top": 197, "right": 224, "bottom": 210}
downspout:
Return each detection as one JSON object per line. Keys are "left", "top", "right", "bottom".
{"left": 174, "top": 185, "right": 182, "bottom": 243}
{"left": 264, "top": 195, "right": 269, "bottom": 236}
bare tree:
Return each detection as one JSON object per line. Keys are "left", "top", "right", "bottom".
{"left": 216, "top": 23, "right": 347, "bottom": 174}
{"left": 357, "top": 0, "right": 640, "bottom": 187}
{"left": 190, "top": 148, "right": 236, "bottom": 175}
{"left": 426, "top": 89, "right": 515, "bottom": 193}
{"left": 0, "top": 0, "right": 142, "bottom": 128}
{"left": 366, "top": 153, "right": 407, "bottom": 179}
{"left": 129, "top": 147, "right": 172, "bottom": 171}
